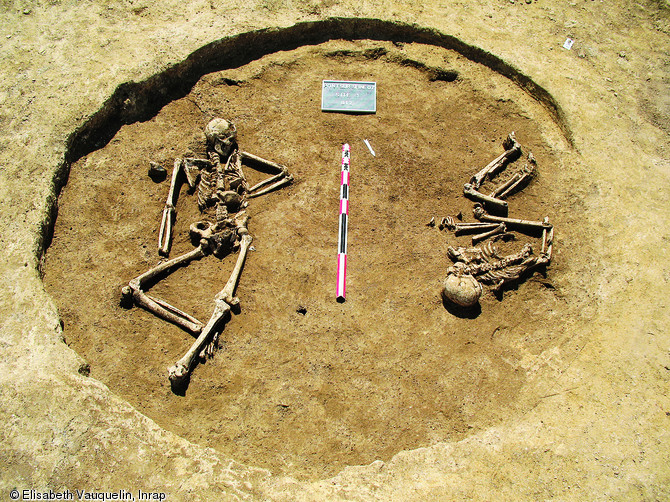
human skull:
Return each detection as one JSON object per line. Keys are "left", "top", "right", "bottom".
{"left": 442, "top": 264, "right": 482, "bottom": 307}
{"left": 205, "top": 118, "right": 237, "bottom": 157}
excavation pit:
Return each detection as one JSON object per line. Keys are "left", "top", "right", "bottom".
{"left": 44, "top": 30, "right": 586, "bottom": 481}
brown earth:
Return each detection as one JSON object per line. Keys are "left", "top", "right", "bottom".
{"left": 44, "top": 40, "right": 585, "bottom": 480}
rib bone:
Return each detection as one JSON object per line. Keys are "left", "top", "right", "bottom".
{"left": 470, "top": 132, "right": 521, "bottom": 189}
{"left": 158, "top": 158, "right": 183, "bottom": 256}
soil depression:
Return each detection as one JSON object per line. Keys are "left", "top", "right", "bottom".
{"left": 44, "top": 39, "right": 585, "bottom": 480}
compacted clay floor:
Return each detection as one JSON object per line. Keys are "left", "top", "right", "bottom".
{"left": 44, "top": 40, "right": 587, "bottom": 479}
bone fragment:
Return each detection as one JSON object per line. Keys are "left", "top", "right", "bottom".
{"left": 473, "top": 204, "right": 552, "bottom": 232}
{"left": 158, "top": 158, "right": 183, "bottom": 256}
{"left": 463, "top": 183, "right": 508, "bottom": 211}
{"left": 472, "top": 223, "right": 506, "bottom": 245}
{"left": 427, "top": 217, "right": 436, "bottom": 227}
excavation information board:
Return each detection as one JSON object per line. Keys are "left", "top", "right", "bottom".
{"left": 321, "top": 80, "right": 377, "bottom": 113}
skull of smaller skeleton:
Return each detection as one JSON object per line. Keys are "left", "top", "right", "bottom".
{"left": 442, "top": 263, "right": 483, "bottom": 307}
{"left": 205, "top": 118, "right": 237, "bottom": 157}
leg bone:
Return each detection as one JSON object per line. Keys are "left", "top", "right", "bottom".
{"left": 473, "top": 204, "right": 552, "bottom": 232}
{"left": 167, "top": 218, "right": 253, "bottom": 385}
{"left": 497, "top": 155, "right": 536, "bottom": 199}
{"left": 463, "top": 183, "right": 508, "bottom": 212}
{"left": 122, "top": 245, "right": 208, "bottom": 332}
{"left": 470, "top": 132, "right": 521, "bottom": 189}
{"left": 168, "top": 299, "right": 231, "bottom": 386}
{"left": 453, "top": 223, "right": 501, "bottom": 236}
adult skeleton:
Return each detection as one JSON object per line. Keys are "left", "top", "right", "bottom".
{"left": 441, "top": 133, "right": 554, "bottom": 308}
{"left": 121, "top": 118, "right": 293, "bottom": 387}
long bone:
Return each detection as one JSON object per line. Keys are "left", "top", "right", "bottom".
{"left": 470, "top": 132, "right": 521, "bottom": 189}
{"left": 240, "top": 151, "right": 294, "bottom": 198}
{"left": 441, "top": 216, "right": 496, "bottom": 232}
{"left": 168, "top": 215, "right": 252, "bottom": 386}
{"left": 472, "top": 223, "right": 506, "bottom": 245}
{"left": 454, "top": 223, "right": 501, "bottom": 236}
{"left": 540, "top": 218, "right": 554, "bottom": 260}
{"left": 473, "top": 204, "right": 552, "bottom": 232}
{"left": 493, "top": 153, "right": 536, "bottom": 199}
{"left": 158, "top": 158, "right": 183, "bottom": 256}
{"left": 463, "top": 183, "right": 508, "bottom": 212}
{"left": 122, "top": 244, "right": 208, "bottom": 333}
{"left": 490, "top": 172, "right": 522, "bottom": 198}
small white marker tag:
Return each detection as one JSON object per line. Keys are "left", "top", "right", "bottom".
{"left": 563, "top": 38, "right": 574, "bottom": 50}
{"left": 363, "top": 139, "right": 375, "bottom": 157}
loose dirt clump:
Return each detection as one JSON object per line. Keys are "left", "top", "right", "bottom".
{"left": 44, "top": 40, "right": 584, "bottom": 480}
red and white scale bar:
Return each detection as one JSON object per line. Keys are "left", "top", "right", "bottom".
{"left": 336, "top": 143, "right": 350, "bottom": 302}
